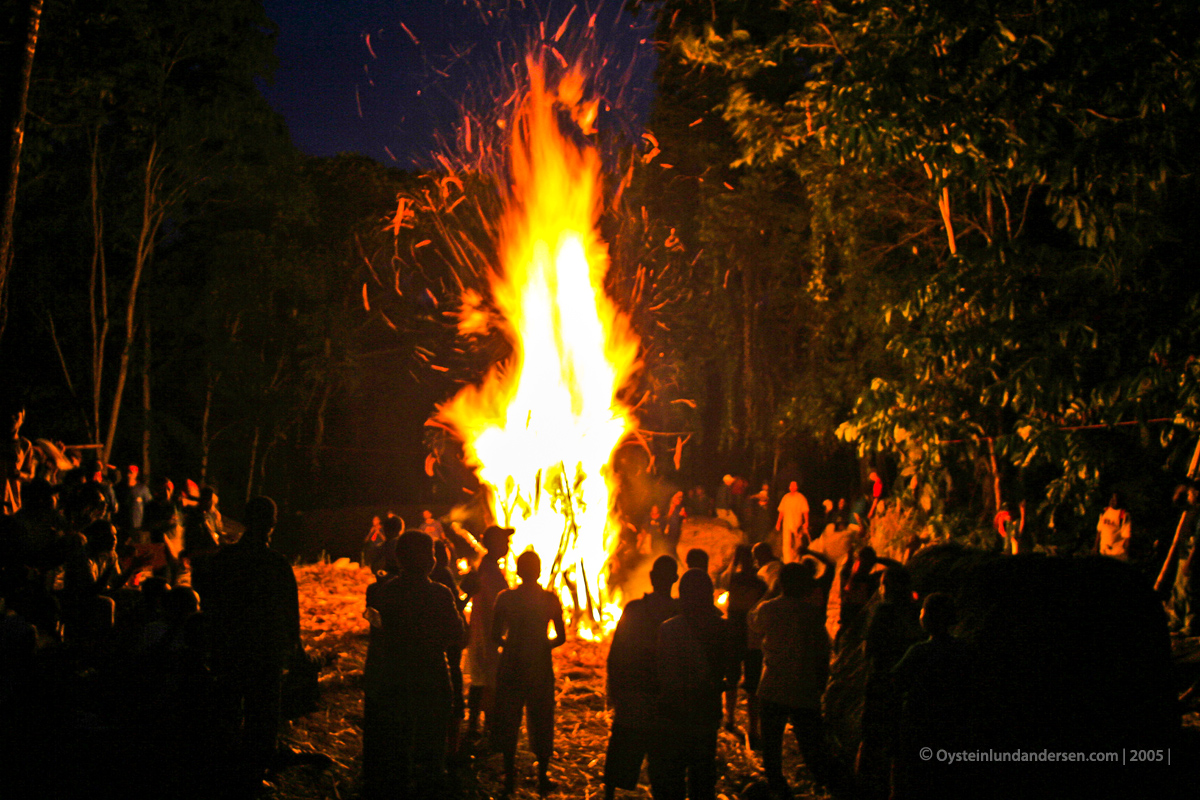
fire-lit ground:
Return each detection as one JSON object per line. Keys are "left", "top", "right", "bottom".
{"left": 273, "top": 561, "right": 833, "bottom": 800}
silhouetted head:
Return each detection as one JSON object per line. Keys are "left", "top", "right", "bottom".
{"left": 752, "top": 542, "right": 776, "bottom": 569}
{"left": 649, "top": 556, "right": 679, "bottom": 592}
{"left": 678, "top": 568, "right": 714, "bottom": 612}
{"left": 434, "top": 538, "right": 452, "bottom": 569}
{"left": 151, "top": 476, "right": 174, "bottom": 502}
{"left": 1109, "top": 491, "right": 1124, "bottom": 510}
{"left": 244, "top": 496, "right": 277, "bottom": 544}
{"left": 382, "top": 515, "right": 405, "bottom": 540}
{"left": 395, "top": 530, "right": 435, "bottom": 576}
{"left": 856, "top": 546, "right": 877, "bottom": 568}
{"left": 516, "top": 550, "right": 541, "bottom": 584}
{"left": 140, "top": 577, "right": 170, "bottom": 609}
{"left": 84, "top": 519, "right": 117, "bottom": 553}
{"left": 199, "top": 487, "right": 217, "bottom": 512}
{"left": 22, "top": 479, "right": 55, "bottom": 513}
{"left": 779, "top": 562, "right": 816, "bottom": 598}
{"left": 880, "top": 567, "right": 913, "bottom": 603}
{"left": 685, "top": 548, "right": 709, "bottom": 572}
{"left": 920, "top": 592, "right": 956, "bottom": 637}
{"left": 482, "top": 526, "right": 513, "bottom": 558}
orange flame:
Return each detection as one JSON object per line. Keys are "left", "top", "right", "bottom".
{"left": 434, "top": 58, "right": 639, "bottom": 636}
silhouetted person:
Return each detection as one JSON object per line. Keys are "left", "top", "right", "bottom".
{"left": 685, "top": 547, "right": 708, "bottom": 574}
{"left": 362, "top": 530, "right": 464, "bottom": 799}
{"left": 890, "top": 593, "right": 972, "bottom": 799}
{"left": 461, "top": 525, "right": 512, "bottom": 738}
{"left": 605, "top": 556, "right": 680, "bottom": 800}
{"left": 836, "top": 546, "right": 900, "bottom": 648}
{"left": 198, "top": 495, "right": 299, "bottom": 794}
{"left": 491, "top": 550, "right": 565, "bottom": 795}
{"left": 749, "top": 558, "right": 836, "bottom": 794}
{"left": 752, "top": 542, "right": 782, "bottom": 598}
{"left": 858, "top": 567, "right": 922, "bottom": 789}
{"left": 430, "top": 538, "right": 467, "bottom": 757}
{"left": 662, "top": 492, "right": 686, "bottom": 560}
{"left": 1, "top": 397, "right": 34, "bottom": 516}
{"left": 366, "top": 515, "right": 404, "bottom": 576}
{"left": 649, "top": 569, "right": 728, "bottom": 800}
{"left": 722, "top": 545, "right": 767, "bottom": 744}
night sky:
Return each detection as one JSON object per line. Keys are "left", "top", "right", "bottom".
{"left": 259, "top": 0, "right": 660, "bottom": 168}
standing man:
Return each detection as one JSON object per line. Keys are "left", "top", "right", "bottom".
{"left": 2, "top": 396, "right": 34, "bottom": 515}
{"left": 650, "top": 569, "right": 729, "bottom": 800}
{"left": 113, "top": 465, "right": 151, "bottom": 537}
{"left": 461, "top": 526, "right": 512, "bottom": 739}
{"left": 604, "top": 556, "right": 680, "bottom": 800}
{"left": 362, "top": 530, "right": 464, "bottom": 799}
{"left": 749, "top": 560, "right": 835, "bottom": 793}
{"left": 775, "top": 481, "right": 810, "bottom": 563}
{"left": 198, "top": 496, "right": 300, "bottom": 792}
{"left": 491, "top": 550, "right": 566, "bottom": 795}
{"left": 421, "top": 509, "right": 447, "bottom": 542}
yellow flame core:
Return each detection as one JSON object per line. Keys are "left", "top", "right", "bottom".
{"left": 436, "top": 61, "right": 639, "bottom": 636}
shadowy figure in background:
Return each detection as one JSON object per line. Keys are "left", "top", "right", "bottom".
{"left": 722, "top": 545, "right": 767, "bottom": 746}
{"left": 685, "top": 547, "right": 709, "bottom": 574}
{"left": 858, "top": 567, "right": 923, "bottom": 792}
{"left": 491, "top": 550, "right": 566, "bottom": 796}
{"left": 890, "top": 593, "right": 972, "bottom": 799}
{"left": 605, "top": 556, "right": 680, "bottom": 800}
{"left": 836, "top": 547, "right": 901, "bottom": 650}
{"left": 362, "top": 530, "right": 464, "bottom": 800}
{"left": 461, "top": 525, "right": 512, "bottom": 739}
{"left": 649, "top": 568, "right": 729, "bottom": 800}
{"left": 1094, "top": 491, "right": 1132, "bottom": 560}
{"left": 663, "top": 492, "right": 687, "bottom": 560}
{"left": 197, "top": 495, "right": 299, "bottom": 795}
{"left": 2, "top": 396, "right": 35, "bottom": 516}
{"left": 365, "top": 515, "right": 404, "bottom": 576}
{"left": 753, "top": 542, "right": 782, "bottom": 599}
{"left": 750, "top": 555, "right": 836, "bottom": 796}
{"left": 430, "top": 538, "right": 468, "bottom": 759}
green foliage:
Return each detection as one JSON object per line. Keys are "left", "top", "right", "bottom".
{"left": 659, "top": 0, "right": 1200, "bottom": 539}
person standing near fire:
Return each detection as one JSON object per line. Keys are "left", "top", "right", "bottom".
{"left": 491, "top": 549, "right": 566, "bottom": 795}
{"left": 776, "top": 481, "right": 810, "bottom": 563}
{"left": 461, "top": 525, "right": 512, "bottom": 739}
{"left": 361, "top": 530, "right": 463, "bottom": 799}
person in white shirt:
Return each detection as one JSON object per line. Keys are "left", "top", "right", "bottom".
{"left": 775, "top": 481, "right": 810, "bottom": 562}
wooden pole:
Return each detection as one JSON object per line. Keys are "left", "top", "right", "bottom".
{"left": 1154, "top": 436, "right": 1200, "bottom": 593}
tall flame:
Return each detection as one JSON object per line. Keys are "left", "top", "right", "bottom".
{"left": 435, "top": 59, "right": 639, "bottom": 635}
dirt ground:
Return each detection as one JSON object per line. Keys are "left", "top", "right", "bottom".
{"left": 271, "top": 560, "right": 831, "bottom": 800}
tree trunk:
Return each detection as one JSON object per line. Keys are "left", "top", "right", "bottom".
{"left": 89, "top": 127, "right": 109, "bottom": 444}
{"left": 245, "top": 425, "right": 260, "bottom": 503}
{"left": 0, "top": 0, "right": 44, "bottom": 341}
{"left": 102, "top": 139, "right": 163, "bottom": 465}
{"left": 141, "top": 311, "right": 151, "bottom": 474}
{"left": 200, "top": 369, "right": 214, "bottom": 485}
{"left": 740, "top": 259, "right": 756, "bottom": 457}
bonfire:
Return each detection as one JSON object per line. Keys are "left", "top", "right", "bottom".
{"left": 433, "top": 57, "right": 640, "bottom": 637}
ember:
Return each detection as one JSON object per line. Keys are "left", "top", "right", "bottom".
{"left": 434, "top": 57, "right": 640, "bottom": 636}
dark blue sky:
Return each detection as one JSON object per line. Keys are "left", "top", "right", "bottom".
{"left": 260, "top": 0, "right": 659, "bottom": 168}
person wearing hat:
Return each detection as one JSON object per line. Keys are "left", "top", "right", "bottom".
{"left": 460, "top": 525, "right": 512, "bottom": 738}
{"left": 604, "top": 556, "right": 680, "bottom": 800}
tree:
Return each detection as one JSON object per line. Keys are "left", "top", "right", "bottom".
{"left": 661, "top": 0, "right": 1200, "bottom": 538}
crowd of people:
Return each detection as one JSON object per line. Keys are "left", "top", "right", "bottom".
{"left": 0, "top": 397, "right": 313, "bottom": 797}
{"left": 5, "top": 384, "right": 1196, "bottom": 800}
